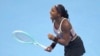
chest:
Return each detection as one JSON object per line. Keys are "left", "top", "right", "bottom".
{"left": 54, "top": 22, "right": 63, "bottom": 37}
{"left": 54, "top": 22, "right": 60, "bottom": 30}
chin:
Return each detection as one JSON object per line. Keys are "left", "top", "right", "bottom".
{"left": 50, "top": 17, "right": 54, "bottom": 22}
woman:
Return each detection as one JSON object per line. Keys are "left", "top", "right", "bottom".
{"left": 45, "top": 4, "right": 85, "bottom": 56}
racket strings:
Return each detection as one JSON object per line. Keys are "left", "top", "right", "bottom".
{"left": 15, "top": 32, "right": 33, "bottom": 43}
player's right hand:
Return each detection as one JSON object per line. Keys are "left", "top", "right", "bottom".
{"left": 45, "top": 46, "right": 52, "bottom": 52}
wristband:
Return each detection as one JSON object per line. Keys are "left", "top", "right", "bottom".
{"left": 50, "top": 42, "right": 57, "bottom": 49}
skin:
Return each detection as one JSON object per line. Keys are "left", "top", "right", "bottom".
{"left": 45, "top": 5, "right": 72, "bottom": 52}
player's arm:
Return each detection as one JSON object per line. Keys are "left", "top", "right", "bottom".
{"left": 57, "top": 20, "right": 71, "bottom": 46}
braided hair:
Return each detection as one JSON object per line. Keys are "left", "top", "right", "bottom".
{"left": 55, "top": 4, "right": 69, "bottom": 19}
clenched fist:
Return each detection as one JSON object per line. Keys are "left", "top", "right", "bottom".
{"left": 48, "top": 33, "right": 55, "bottom": 40}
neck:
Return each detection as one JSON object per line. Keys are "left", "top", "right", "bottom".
{"left": 55, "top": 17, "right": 63, "bottom": 24}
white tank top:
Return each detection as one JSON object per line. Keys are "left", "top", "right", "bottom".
{"left": 53, "top": 18, "right": 77, "bottom": 41}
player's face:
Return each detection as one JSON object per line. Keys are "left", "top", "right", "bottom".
{"left": 50, "top": 6, "right": 59, "bottom": 22}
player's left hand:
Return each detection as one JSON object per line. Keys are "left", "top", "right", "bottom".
{"left": 48, "top": 33, "right": 55, "bottom": 40}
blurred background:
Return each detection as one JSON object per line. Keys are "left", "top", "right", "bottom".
{"left": 0, "top": 0, "right": 100, "bottom": 56}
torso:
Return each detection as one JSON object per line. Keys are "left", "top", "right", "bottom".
{"left": 53, "top": 18, "right": 77, "bottom": 41}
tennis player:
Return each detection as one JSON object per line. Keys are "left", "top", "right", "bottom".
{"left": 45, "top": 4, "right": 85, "bottom": 56}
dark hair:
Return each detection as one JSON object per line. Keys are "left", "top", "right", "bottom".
{"left": 55, "top": 4, "right": 69, "bottom": 19}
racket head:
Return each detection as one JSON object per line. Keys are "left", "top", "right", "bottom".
{"left": 13, "top": 30, "right": 47, "bottom": 49}
{"left": 13, "top": 30, "right": 35, "bottom": 44}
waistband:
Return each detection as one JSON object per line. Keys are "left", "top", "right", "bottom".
{"left": 71, "top": 34, "right": 77, "bottom": 41}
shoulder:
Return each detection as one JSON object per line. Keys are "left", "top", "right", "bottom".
{"left": 62, "top": 18, "right": 72, "bottom": 32}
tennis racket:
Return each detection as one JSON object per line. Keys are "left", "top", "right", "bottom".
{"left": 12, "top": 30, "right": 47, "bottom": 49}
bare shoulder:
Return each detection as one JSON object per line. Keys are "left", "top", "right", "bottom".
{"left": 62, "top": 19, "right": 72, "bottom": 33}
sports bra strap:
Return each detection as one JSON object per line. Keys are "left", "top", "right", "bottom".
{"left": 58, "top": 18, "right": 66, "bottom": 33}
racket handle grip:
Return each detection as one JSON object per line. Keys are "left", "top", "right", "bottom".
{"left": 33, "top": 42, "right": 47, "bottom": 49}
